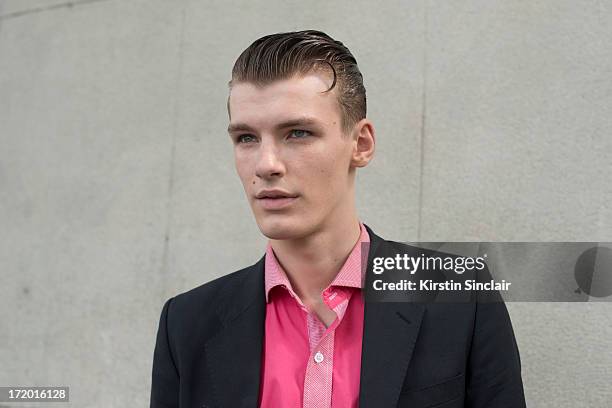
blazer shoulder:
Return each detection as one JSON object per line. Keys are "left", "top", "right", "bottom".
{"left": 169, "top": 262, "right": 259, "bottom": 316}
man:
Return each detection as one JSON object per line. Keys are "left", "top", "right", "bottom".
{"left": 150, "top": 30, "right": 526, "bottom": 408}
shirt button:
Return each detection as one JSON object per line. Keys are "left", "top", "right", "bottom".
{"left": 314, "top": 351, "right": 324, "bottom": 364}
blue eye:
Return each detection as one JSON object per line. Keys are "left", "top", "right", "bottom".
{"left": 237, "top": 134, "right": 257, "bottom": 144}
{"left": 290, "top": 129, "right": 311, "bottom": 139}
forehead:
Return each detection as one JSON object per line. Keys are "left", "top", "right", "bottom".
{"left": 228, "top": 74, "right": 341, "bottom": 129}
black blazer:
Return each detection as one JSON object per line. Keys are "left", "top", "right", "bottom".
{"left": 150, "top": 225, "right": 526, "bottom": 408}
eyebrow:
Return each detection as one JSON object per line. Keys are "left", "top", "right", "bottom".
{"left": 227, "top": 117, "right": 320, "bottom": 134}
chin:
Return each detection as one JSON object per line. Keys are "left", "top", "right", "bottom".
{"left": 256, "top": 216, "right": 309, "bottom": 240}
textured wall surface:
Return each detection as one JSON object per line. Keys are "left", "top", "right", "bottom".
{"left": 1, "top": 1, "right": 610, "bottom": 407}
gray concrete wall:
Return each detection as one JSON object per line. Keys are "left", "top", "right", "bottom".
{"left": 1, "top": 0, "right": 610, "bottom": 407}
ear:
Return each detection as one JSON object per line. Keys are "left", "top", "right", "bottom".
{"left": 350, "top": 118, "right": 376, "bottom": 167}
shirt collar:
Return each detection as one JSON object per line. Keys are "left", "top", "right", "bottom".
{"left": 264, "top": 222, "right": 371, "bottom": 303}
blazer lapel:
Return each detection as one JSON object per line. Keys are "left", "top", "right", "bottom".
{"left": 204, "top": 257, "right": 266, "bottom": 408}
{"left": 360, "top": 225, "right": 426, "bottom": 408}
{"left": 203, "top": 225, "right": 424, "bottom": 408}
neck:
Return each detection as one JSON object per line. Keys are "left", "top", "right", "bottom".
{"left": 269, "top": 210, "right": 362, "bottom": 304}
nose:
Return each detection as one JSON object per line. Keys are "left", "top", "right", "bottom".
{"left": 255, "top": 138, "right": 285, "bottom": 179}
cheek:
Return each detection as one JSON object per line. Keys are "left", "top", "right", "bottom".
{"left": 320, "top": 144, "right": 351, "bottom": 174}
{"left": 299, "top": 152, "right": 348, "bottom": 194}
{"left": 234, "top": 155, "right": 253, "bottom": 183}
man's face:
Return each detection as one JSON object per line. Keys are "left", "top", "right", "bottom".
{"left": 228, "top": 73, "right": 358, "bottom": 240}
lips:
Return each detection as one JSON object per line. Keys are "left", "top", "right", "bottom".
{"left": 255, "top": 189, "right": 298, "bottom": 199}
{"left": 255, "top": 189, "right": 299, "bottom": 210}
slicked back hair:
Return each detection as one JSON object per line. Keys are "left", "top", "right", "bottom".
{"left": 229, "top": 30, "right": 367, "bottom": 134}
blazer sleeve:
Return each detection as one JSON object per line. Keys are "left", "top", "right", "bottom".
{"left": 150, "top": 297, "right": 180, "bottom": 408}
{"left": 465, "top": 294, "right": 527, "bottom": 407}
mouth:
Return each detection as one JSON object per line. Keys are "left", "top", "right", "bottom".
{"left": 255, "top": 190, "right": 299, "bottom": 210}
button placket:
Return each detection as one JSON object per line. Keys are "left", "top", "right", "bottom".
{"left": 303, "top": 331, "right": 335, "bottom": 408}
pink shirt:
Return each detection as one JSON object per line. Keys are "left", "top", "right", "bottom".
{"left": 258, "top": 223, "right": 370, "bottom": 408}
